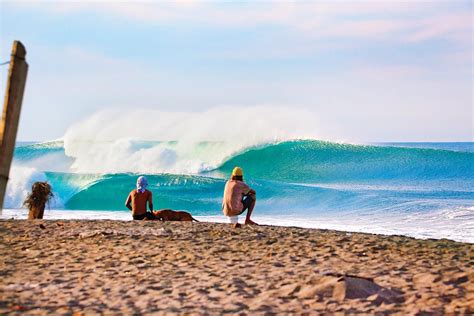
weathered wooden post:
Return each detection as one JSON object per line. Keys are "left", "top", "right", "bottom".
{"left": 0, "top": 41, "right": 28, "bottom": 213}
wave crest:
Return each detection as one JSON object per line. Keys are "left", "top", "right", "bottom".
{"left": 62, "top": 106, "right": 322, "bottom": 174}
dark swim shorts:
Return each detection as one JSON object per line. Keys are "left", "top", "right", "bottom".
{"left": 133, "top": 212, "right": 155, "bottom": 220}
{"left": 237, "top": 194, "right": 254, "bottom": 215}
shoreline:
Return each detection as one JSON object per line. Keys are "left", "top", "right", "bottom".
{"left": 1, "top": 219, "right": 473, "bottom": 314}
{"left": 1, "top": 209, "right": 473, "bottom": 243}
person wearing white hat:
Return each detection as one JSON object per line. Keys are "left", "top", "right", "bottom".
{"left": 125, "top": 176, "right": 155, "bottom": 220}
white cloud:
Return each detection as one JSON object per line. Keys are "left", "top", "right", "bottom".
{"left": 405, "top": 12, "right": 472, "bottom": 43}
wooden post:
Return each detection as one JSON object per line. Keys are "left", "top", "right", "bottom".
{"left": 0, "top": 41, "right": 28, "bottom": 213}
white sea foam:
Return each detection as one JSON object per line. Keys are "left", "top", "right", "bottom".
{"left": 5, "top": 164, "right": 103, "bottom": 209}
{"left": 62, "top": 106, "right": 321, "bottom": 174}
{"left": 20, "top": 150, "right": 73, "bottom": 173}
{"left": 4, "top": 166, "right": 47, "bottom": 209}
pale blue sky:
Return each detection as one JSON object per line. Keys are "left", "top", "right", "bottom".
{"left": 0, "top": 0, "right": 472, "bottom": 142}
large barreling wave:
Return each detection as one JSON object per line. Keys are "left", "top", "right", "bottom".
{"left": 4, "top": 107, "right": 474, "bottom": 242}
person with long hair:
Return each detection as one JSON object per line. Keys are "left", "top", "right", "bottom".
{"left": 24, "top": 182, "right": 54, "bottom": 219}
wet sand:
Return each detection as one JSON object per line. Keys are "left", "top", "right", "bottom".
{"left": 0, "top": 220, "right": 472, "bottom": 314}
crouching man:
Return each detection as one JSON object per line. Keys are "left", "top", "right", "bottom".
{"left": 222, "top": 167, "right": 258, "bottom": 225}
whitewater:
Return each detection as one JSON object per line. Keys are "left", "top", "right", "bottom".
{"left": 2, "top": 108, "right": 473, "bottom": 242}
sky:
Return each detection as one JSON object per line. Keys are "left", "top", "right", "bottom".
{"left": 0, "top": 0, "right": 472, "bottom": 142}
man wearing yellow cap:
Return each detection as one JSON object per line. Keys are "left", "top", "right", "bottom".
{"left": 222, "top": 167, "right": 258, "bottom": 225}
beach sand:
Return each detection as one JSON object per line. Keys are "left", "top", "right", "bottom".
{"left": 0, "top": 220, "right": 472, "bottom": 314}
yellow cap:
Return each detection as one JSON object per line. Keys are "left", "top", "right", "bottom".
{"left": 232, "top": 167, "right": 243, "bottom": 177}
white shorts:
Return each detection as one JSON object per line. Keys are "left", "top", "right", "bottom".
{"left": 229, "top": 216, "right": 239, "bottom": 224}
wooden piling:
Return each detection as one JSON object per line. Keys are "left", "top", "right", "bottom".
{"left": 0, "top": 41, "right": 28, "bottom": 212}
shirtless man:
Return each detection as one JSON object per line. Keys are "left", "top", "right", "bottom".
{"left": 125, "top": 176, "right": 155, "bottom": 220}
{"left": 222, "top": 167, "right": 258, "bottom": 225}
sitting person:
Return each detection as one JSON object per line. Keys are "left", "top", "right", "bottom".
{"left": 24, "top": 182, "right": 54, "bottom": 219}
{"left": 222, "top": 167, "right": 258, "bottom": 225}
{"left": 125, "top": 176, "right": 155, "bottom": 220}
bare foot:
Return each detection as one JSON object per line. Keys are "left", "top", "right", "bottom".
{"left": 233, "top": 223, "right": 241, "bottom": 229}
{"left": 245, "top": 219, "right": 259, "bottom": 225}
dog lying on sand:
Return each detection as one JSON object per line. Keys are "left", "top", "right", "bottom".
{"left": 152, "top": 209, "right": 199, "bottom": 222}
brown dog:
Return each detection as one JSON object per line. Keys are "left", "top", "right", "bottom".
{"left": 152, "top": 209, "right": 199, "bottom": 222}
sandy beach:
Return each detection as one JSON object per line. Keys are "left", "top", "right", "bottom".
{"left": 0, "top": 219, "right": 472, "bottom": 314}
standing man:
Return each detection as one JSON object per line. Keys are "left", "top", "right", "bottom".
{"left": 126, "top": 176, "right": 155, "bottom": 220}
{"left": 222, "top": 167, "right": 258, "bottom": 225}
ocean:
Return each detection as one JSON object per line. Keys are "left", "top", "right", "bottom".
{"left": 2, "top": 140, "right": 473, "bottom": 243}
